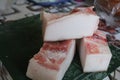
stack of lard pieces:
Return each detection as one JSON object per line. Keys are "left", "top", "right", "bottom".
{"left": 26, "top": 6, "right": 112, "bottom": 80}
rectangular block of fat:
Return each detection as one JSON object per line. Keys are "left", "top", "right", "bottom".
{"left": 78, "top": 30, "right": 112, "bottom": 72}
{"left": 42, "top": 7, "right": 99, "bottom": 41}
{"left": 26, "top": 40, "right": 75, "bottom": 80}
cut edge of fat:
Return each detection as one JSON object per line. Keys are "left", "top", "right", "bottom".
{"left": 43, "top": 12, "right": 99, "bottom": 41}
{"left": 41, "top": 11, "right": 69, "bottom": 41}
{"left": 57, "top": 40, "right": 75, "bottom": 80}
{"left": 83, "top": 53, "right": 112, "bottom": 72}
{"left": 79, "top": 35, "right": 112, "bottom": 72}
{"left": 26, "top": 58, "right": 58, "bottom": 80}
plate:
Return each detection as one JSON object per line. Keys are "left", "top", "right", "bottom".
{"left": 0, "top": 15, "right": 120, "bottom": 80}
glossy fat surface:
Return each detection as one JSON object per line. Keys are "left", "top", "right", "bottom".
{"left": 85, "top": 30, "right": 107, "bottom": 54}
{"left": 34, "top": 40, "right": 72, "bottom": 71}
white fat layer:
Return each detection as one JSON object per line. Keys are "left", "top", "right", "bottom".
{"left": 44, "top": 50, "right": 66, "bottom": 61}
{"left": 85, "top": 37, "right": 111, "bottom": 55}
{"left": 79, "top": 35, "right": 112, "bottom": 72}
{"left": 84, "top": 54, "right": 112, "bottom": 72}
{"left": 44, "top": 14, "right": 99, "bottom": 41}
{"left": 26, "top": 59, "right": 57, "bottom": 80}
{"left": 26, "top": 40, "right": 75, "bottom": 80}
{"left": 57, "top": 40, "right": 75, "bottom": 80}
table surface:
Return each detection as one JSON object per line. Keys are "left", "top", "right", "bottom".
{"left": 0, "top": 15, "right": 120, "bottom": 80}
